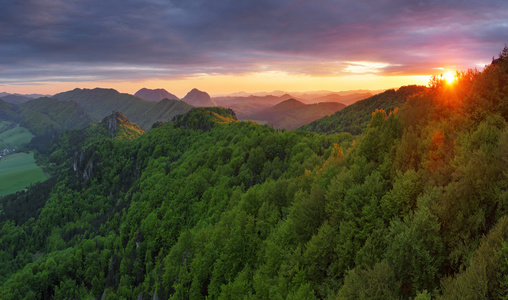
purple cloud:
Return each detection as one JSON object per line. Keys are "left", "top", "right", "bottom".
{"left": 0, "top": 0, "right": 507, "bottom": 84}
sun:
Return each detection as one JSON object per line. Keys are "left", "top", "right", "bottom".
{"left": 443, "top": 71, "right": 455, "bottom": 84}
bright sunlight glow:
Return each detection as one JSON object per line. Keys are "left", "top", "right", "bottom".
{"left": 443, "top": 71, "right": 455, "bottom": 84}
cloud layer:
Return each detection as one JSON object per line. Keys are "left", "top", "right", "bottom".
{"left": 1, "top": 0, "right": 507, "bottom": 84}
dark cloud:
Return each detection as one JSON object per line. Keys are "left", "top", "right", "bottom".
{"left": 0, "top": 0, "right": 507, "bottom": 83}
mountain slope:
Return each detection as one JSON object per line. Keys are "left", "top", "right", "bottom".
{"left": 244, "top": 99, "right": 346, "bottom": 130}
{"left": 300, "top": 85, "right": 426, "bottom": 135}
{"left": 182, "top": 88, "right": 217, "bottom": 107}
{"left": 173, "top": 107, "right": 237, "bottom": 130}
{"left": 0, "top": 97, "right": 92, "bottom": 136}
{"left": 0, "top": 93, "right": 49, "bottom": 104}
{"left": 134, "top": 88, "right": 179, "bottom": 102}
{"left": 52, "top": 88, "right": 193, "bottom": 130}
{"left": 1, "top": 94, "right": 32, "bottom": 104}
{"left": 18, "top": 97, "right": 92, "bottom": 135}
{"left": 138, "top": 98, "right": 195, "bottom": 129}
{"left": 0, "top": 99, "right": 19, "bottom": 121}
{"left": 99, "top": 111, "right": 145, "bottom": 140}
{"left": 52, "top": 88, "right": 152, "bottom": 121}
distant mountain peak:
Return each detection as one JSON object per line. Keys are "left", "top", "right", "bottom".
{"left": 134, "top": 88, "right": 179, "bottom": 102}
{"left": 182, "top": 88, "right": 216, "bottom": 107}
{"left": 273, "top": 98, "right": 306, "bottom": 109}
{"left": 187, "top": 88, "right": 206, "bottom": 95}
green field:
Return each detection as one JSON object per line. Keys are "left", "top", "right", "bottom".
{"left": 0, "top": 121, "right": 34, "bottom": 149}
{"left": 0, "top": 152, "right": 47, "bottom": 196}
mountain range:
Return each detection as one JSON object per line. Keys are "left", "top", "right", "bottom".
{"left": 213, "top": 92, "right": 372, "bottom": 119}
{"left": 214, "top": 94, "right": 296, "bottom": 118}
{"left": 0, "top": 92, "right": 50, "bottom": 104}
{"left": 242, "top": 99, "right": 346, "bottom": 130}
{"left": 52, "top": 88, "right": 192, "bottom": 130}
{"left": 213, "top": 89, "right": 380, "bottom": 98}
{"left": 0, "top": 86, "right": 387, "bottom": 136}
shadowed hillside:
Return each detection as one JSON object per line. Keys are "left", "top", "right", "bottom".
{"left": 243, "top": 99, "right": 346, "bottom": 130}
{"left": 52, "top": 88, "right": 192, "bottom": 130}
{"left": 0, "top": 97, "right": 92, "bottom": 136}
{"left": 214, "top": 94, "right": 297, "bottom": 117}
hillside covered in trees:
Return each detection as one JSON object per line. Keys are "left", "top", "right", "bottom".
{"left": 0, "top": 48, "right": 508, "bottom": 299}
{"left": 0, "top": 97, "right": 92, "bottom": 136}
{"left": 52, "top": 88, "right": 193, "bottom": 130}
{"left": 300, "top": 85, "right": 427, "bottom": 135}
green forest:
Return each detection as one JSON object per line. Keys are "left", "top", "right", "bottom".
{"left": 0, "top": 48, "right": 508, "bottom": 299}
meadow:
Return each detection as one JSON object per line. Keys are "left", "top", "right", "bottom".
{"left": 0, "top": 121, "right": 34, "bottom": 149}
{"left": 0, "top": 152, "right": 47, "bottom": 196}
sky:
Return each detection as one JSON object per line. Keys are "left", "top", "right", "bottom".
{"left": 0, "top": 0, "right": 507, "bottom": 97}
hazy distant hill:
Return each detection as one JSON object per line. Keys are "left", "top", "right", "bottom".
{"left": 243, "top": 98, "right": 346, "bottom": 130}
{"left": 0, "top": 93, "right": 50, "bottom": 104}
{"left": 1, "top": 94, "right": 32, "bottom": 104}
{"left": 134, "top": 88, "right": 179, "bottom": 102}
{"left": 182, "top": 88, "right": 217, "bottom": 107}
{"left": 214, "top": 92, "right": 373, "bottom": 115}
{"left": 310, "top": 92, "right": 373, "bottom": 106}
{"left": 292, "top": 89, "right": 383, "bottom": 99}
{"left": 300, "top": 85, "right": 426, "bottom": 135}
{"left": 214, "top": 94, "right": 296, "bottom": 117}
{"left": 52, "top": 88, "right": 192, "bottom": 130}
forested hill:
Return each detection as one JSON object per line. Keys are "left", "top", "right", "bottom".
{"left": 0, "top": 97, "right": 92, "bottom": 136}
{"left": 52, "top": 88, "right": 193, "bottom": 130}
{"left": 1, "top": 48, "right": 508, "bottom": 299}
{"left": 300, "top": 85, "right": 427, "bottom": 135}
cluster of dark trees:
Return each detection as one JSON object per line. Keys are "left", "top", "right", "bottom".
{"left": 0, "top": 47, "right": 507, "bottom": 299}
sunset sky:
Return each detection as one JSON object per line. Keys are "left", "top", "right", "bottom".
{"left": 1, "top": 0, "right": 507, "bottom": 97}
